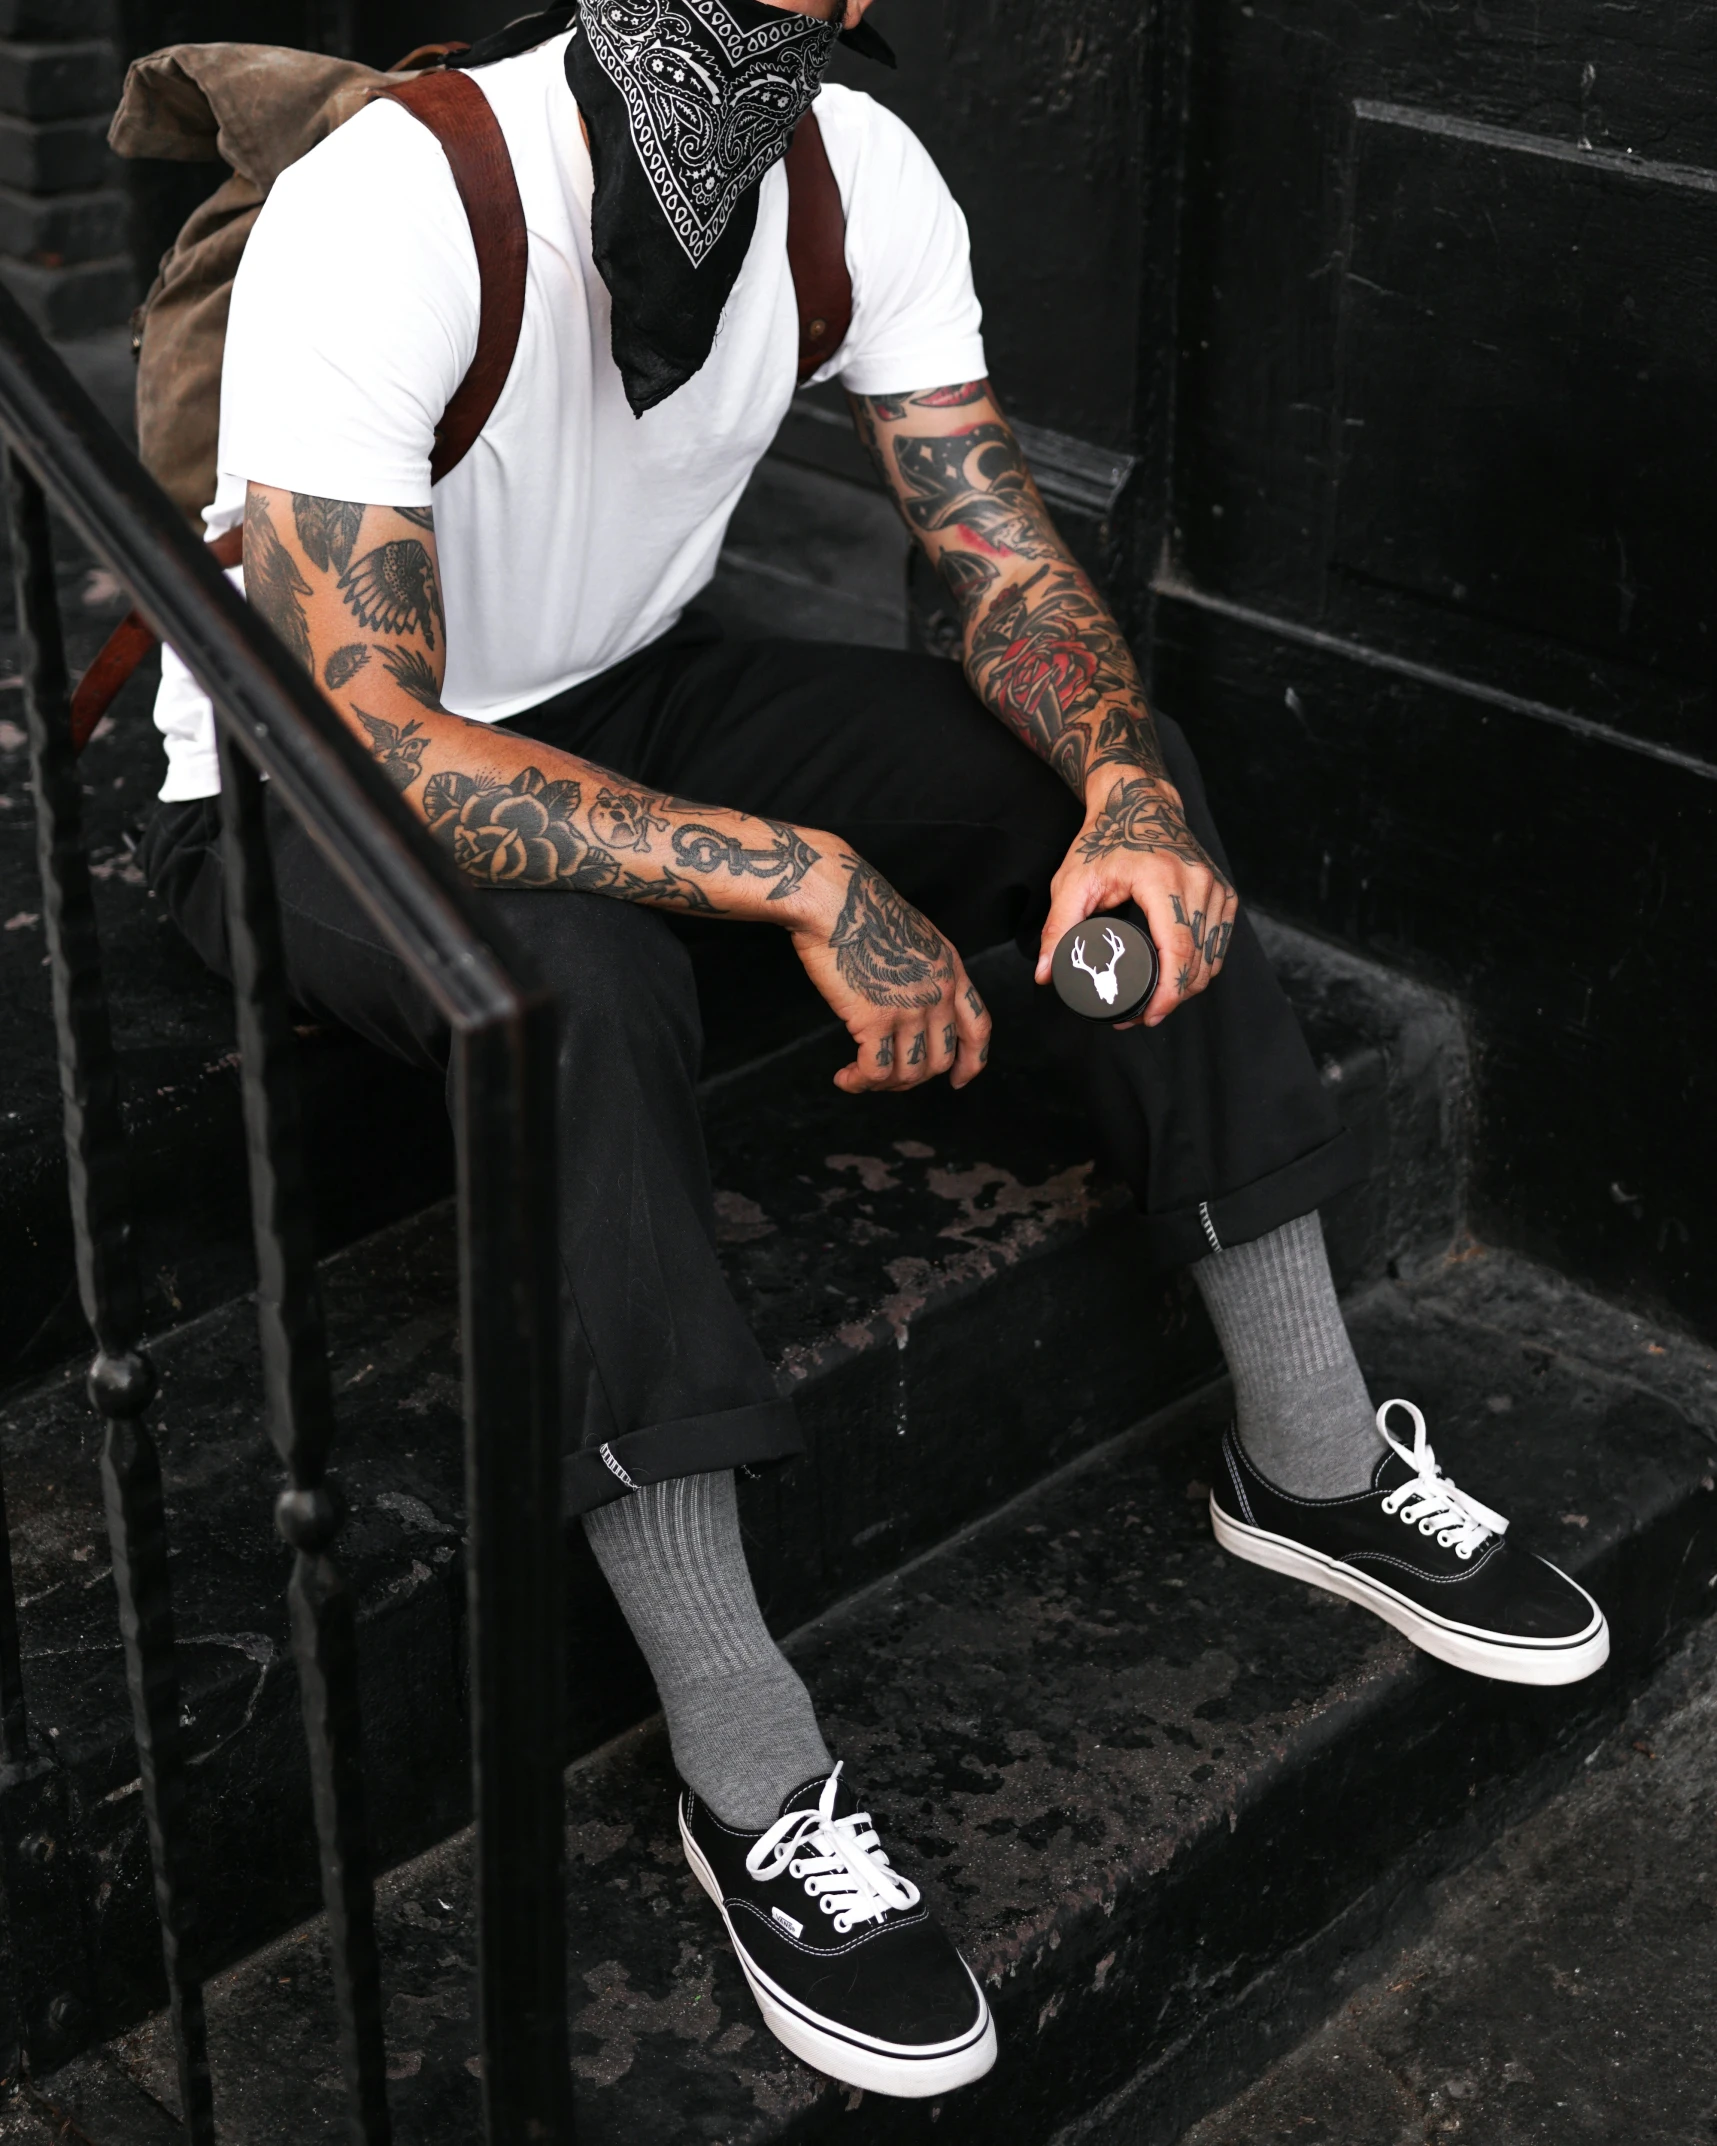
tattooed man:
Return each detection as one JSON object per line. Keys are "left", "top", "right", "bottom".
{"left": 143, "top": 0, "right": 1610, "bottom": 2101}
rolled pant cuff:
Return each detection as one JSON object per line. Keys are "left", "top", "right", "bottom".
{"left": 563, "top": 1396, "right": 807, "bottom": 1517}
{"left": 1139, "top": 1126, "right": 1367, "bottom": 1269}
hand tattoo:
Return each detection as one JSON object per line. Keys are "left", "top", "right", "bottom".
{"left": 828, "top": 862, "right": 951, "bottom": 1008}
{"left": 1077, "top": 774, "right": 1227, "bottom": 878}
{"left": 907, "top": 1032, "right": 927, "bottom": 1066}
{"left": 1169, "top": 891, "right": 1231, "bottom": 965}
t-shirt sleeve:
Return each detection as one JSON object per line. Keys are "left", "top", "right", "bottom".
{"left": 217, "top": 98, "right": 480, "bottom": 509}
{"left": 810, "top": 85, "right": 987, "bottom": 397}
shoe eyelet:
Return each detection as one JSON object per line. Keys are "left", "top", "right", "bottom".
{"left": 820, "top": 1897, "right": 839, "bottom": 1916}
{"left": 1419, "top": 1519, "right": 1439, "bottom": 1535}
{"left": 1456, "top": 1544, "right": 1473, "bottom": 1561}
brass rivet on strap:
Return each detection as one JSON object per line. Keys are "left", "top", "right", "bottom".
{"left": 808, "top": 317, "right": 827, "bottom": 338}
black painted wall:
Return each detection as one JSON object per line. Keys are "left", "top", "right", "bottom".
{"left": 854, "top": 2, "right": 1717, "bottom": 1339}
{"left": 1141, "top": 2, "right": 1717, "bottom": 1336}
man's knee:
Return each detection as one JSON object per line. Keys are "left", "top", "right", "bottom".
{"left": 492, "top": 889, "right": 700, "bottom": 1041}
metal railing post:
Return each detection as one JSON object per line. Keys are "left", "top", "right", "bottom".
{"left": 217, "top": 730, "right": 392, "bottom": 2144}
{"left": 0, "top": 287, "right": 573, "bottom": 2143}
{"left": 6, "top": 448, "right": 214, "bottom": 2142}
{"left": 455, "top": 1006, "right": 572, "bottom": 2140}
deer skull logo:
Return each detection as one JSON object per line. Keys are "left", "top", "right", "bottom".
{"left": 1069, "top": 925, "right": 1128, "bottom": 1006}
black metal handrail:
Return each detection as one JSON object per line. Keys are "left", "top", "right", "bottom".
{"left": 0, "top": 284, "right": 571, "bottom": 2141}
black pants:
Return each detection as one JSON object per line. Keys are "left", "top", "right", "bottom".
{"left": 143, "top": 619, "right": 1360, "bottom": 1513}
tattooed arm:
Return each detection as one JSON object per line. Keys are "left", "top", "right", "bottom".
{"left": 850, "top": 383, "right": 1238, "bottom": 1025}
{"left": 240, "top": 481, "right": 989, "bottom": 1093}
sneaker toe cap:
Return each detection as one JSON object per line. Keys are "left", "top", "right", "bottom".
{"left": 799, "top": 1919, "right": 983, "bottom": 2047}
{"left": 1497, "top": 1547, "right": 1602, "bottom": 1639}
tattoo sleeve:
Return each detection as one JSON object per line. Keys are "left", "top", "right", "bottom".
{"left": 241, "top": 482, "right": 835, "bottom": 918}
{"left": 850, "top": 383, "right": 1170, "bottom": 797}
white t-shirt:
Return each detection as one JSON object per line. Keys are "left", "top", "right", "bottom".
{"left": 152, "top": 37, "right": 986, "bottom": 800}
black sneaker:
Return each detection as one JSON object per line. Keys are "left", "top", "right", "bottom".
{"left": 1210, "top": 1399, "right": 1609, "bottom": 1685}
{"left": 679, "top": 1764, "right": 997, "bottom": 2098}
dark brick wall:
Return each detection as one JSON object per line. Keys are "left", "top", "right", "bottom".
{"left": 0, "top": 0, "right": 133, "bottom": 337}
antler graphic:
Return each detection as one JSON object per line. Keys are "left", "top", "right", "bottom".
{"left": 1069, "top": 925, "right": 1129, "bottom": 1006}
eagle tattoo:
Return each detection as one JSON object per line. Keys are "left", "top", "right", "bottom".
{"left": 338, "top": 539, "right": 443, "bottom": 650}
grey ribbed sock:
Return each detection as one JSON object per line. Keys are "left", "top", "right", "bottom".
{"left": 1192, "top": 1211, "right": 1380, "bottom": 1498}
{"left": 581, "top": 1470, "right": 832, "bottom": 1829}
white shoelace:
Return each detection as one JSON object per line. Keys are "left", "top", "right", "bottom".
{"left": 1375, "top": 1398, "right": 1508, "bottom": 1560}
{"left": 744, "top": 1764, "right": 921, "bottom": 1936}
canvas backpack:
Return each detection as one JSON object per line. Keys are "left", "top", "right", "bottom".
{"left": 74, "top": 37, "right": 852, "bottom": 743}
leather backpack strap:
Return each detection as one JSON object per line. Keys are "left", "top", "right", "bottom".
{"left": 785, "top": 112, "right": 851, "bottom": 384}
{"left": 377, "top": 68, "right": 528, "bottom": 484}
{"left": 72, "top": 77, "right": 525, "bottom": 750}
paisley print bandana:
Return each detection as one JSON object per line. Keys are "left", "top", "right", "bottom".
{"left": 578, "top": 0, "right": 836, "bottom": 268}
{"left": 566, "top": 0, "right": 838, "bottom": 413}
{"left": 451, "top": 3, "right": 892, "bottom": 415}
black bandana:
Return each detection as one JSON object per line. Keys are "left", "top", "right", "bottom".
{"left": 454, "top": 5, "right": 892, "bottom": 416}
{"left": 569, "top": 0, "right": 837, "bottom": 413}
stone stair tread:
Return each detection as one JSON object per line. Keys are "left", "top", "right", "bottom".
{"left": 36, "top": 1250, "right": 1717, "bottom": 2144}
{"left": 1172, "top": 1611, "right": 1717, "bottom": 2146}
{"left": 0, "top": 923, "right": 1461, "bottom": 2042}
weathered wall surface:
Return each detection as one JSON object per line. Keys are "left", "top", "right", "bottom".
{"left": 1142, "top": 1, "right": 1717, "bottom": 1337}
{"left": 827, "top": 0, "right": 1151, "bottom": 451}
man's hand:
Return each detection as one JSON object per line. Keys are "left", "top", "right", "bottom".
{"left": 1035, "top": 771, "right": 1237, "bottom": 1029}
{"left": 788, "top": 847, "right": 991, "bottom": 1093}
{"left": 849, "top": 381, "right": 1242, "bottom": 1028}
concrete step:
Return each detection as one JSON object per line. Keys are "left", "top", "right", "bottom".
{"left": 27, "top": 1250, "right": 1717, "bottom": 2144}
{"left": 1171, "top": 1597, "right": 1717, "bottom": 2146}
{"left": 0, "top": 914, "right": 1462, "bottom": 2066}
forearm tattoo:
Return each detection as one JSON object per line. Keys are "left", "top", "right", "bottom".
{"left": 249, "top": 488, "right": 826, "bottom": 913}
{"left": 417, "top": 766, "right": 822, "bottom": 909}
{"left": 828, "top": 860, "right": 951, "bottom": 1008}
{"left": 852, "top": 388, "right": 1170, "bottom": 796}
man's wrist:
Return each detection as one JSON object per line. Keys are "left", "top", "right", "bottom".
{"left": 775, "top": 830, "right": 846, "bottom": 936}
{"left": 1081, "top": 755, "right": 1177, "bottom": 815}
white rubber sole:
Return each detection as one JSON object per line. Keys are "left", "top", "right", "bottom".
{"left": 1210, "top": 1497, "right": 1610, "bottom": 1686}
{"left": 680, "top": 1808, "right": 998, "bottom": 2099}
